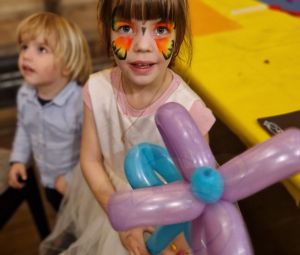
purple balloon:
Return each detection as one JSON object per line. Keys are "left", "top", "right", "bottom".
{"left": 108, "top": 182, "right": 205, "bottom": 231}
{"left": 108, "top": 102, "right": 300, "bottom": 255}
{"left": 155, "top": 102, "right": 217, "bottom": 181}
{"left": 192, "top": 201, "right": 253, "bottom": 255}
{"left": 220, "top": 128, "right": 300, "bottom": 202}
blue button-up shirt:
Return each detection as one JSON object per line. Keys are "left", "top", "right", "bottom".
{"left": 10, "top": 81, "right": 83, "bottom": 188}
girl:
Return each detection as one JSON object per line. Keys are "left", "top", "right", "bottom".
{"left": 82, "top": 0, "right": 215, "bottom": 254}
{"left": 8, "top": 12, "right": 92, "bottom": 211}
{"left": 41, "top": 0, "right": 215, "bottom": 254}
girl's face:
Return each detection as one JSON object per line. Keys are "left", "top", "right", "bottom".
{"left": 18, "top": 34, "right": 68, "bottom": 88}
{"left": 111, "top": 14, "right": 176, "bottom": 88}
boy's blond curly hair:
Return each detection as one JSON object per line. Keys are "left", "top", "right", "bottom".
{"left": 17, "top": 12, "right": 92, "bottom": 85}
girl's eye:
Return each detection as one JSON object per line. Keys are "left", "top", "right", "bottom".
{"left": 155, "top": 26, "right": 169, "bottom": 36}
{"left": 118, "top": 25, "right": 133, "bottom": 34}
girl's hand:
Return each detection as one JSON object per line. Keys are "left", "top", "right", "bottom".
{"left": 161, "top": 233, "right": 192, "bottom": 255}
{"left": 54, "top": 175, "right": 68, "bottom": 195}
{"left": 8, "top": 163, "right": 27, "bottom": 189}
{"left": 119, "top": 227, "right": 153, "bottom": 255}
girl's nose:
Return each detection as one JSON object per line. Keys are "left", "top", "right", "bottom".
{"left": 132, "top": 29, "right": 153, "bottom": 52}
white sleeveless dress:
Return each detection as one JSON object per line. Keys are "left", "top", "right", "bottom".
{"left": 40, "top": 67, "right": 215, "bottom": 255}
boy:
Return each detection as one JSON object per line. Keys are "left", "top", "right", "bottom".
{"left": 8, "top": 12, "right": 92, "bottom": 211}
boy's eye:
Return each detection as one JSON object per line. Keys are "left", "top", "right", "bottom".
{"left": 38, "top": 46, "right": 48, "bottom": 53}
{"left": 19, "top": 44, "right": 28, "bottom": 51}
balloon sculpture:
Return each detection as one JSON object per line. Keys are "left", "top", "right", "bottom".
{"left": 108, "top": 102, "right": 300, "bottom": 255}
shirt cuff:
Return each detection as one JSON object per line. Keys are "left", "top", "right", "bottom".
{"left": 10, "top": 151, "right": 29, "bottom": 165}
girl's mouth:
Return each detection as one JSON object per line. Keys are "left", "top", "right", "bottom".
{"left": 131, "top": 62, "right": 154, "bottom": 69}
{"left": 129, "top": 61, "right": 156, "bottom": 74}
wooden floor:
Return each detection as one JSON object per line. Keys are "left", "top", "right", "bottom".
{"left": 0, "top": 203, "right": 56, "bottom": 255}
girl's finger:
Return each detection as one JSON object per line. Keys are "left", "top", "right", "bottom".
{"left": 144, "top": 226, "right": 155, "bottom": 233}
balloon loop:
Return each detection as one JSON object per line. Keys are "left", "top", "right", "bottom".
{"left": 190, "top": 167, "right": 224, "bottom": 204}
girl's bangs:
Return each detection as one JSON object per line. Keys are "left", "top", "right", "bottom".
{"left": 112, "top": 0, "right": 177, "bottom": 21}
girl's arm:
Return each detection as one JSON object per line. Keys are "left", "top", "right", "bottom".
{"left": 80, "top": 105, "right": 115, "bottom": 212}
{"left": 80, "top": 105, "right": 150, "bottom": 255}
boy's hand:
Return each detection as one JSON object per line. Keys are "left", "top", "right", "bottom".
{"left": 119, "top": 227, "right": 153, "bottom": 255}
{"left": 8, "top": 163, "right": 27, "bottom": 189}
{"left": 54, "top": 175, "right": 69, "bottom": 195}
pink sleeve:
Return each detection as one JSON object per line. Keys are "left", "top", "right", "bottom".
{"left": 83, "top": 82, "right": 92, "bottom": 110}
{"left": 189, "top": 100, "right": 215, "bottom": 136}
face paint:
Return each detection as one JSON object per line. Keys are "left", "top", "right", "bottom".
{"left": 154, "top": 22, "right": 175, "bottom": 60}
{"left": 112, "top": 36, "right": 133, "bottom": 60}
{"left": 142, "top": 27, "right": 146, "bottom": 35}
{"left": 111, "top": 7, "right": 122, "bottom": 31}
{"left": 111, "top": 8, "right": 134, "bottom": 60}
{"left": 155, "top": 38, "right": 175, "bottom": 60}
{"left": 112, "top": 20, "right": 132, "bottom": 32}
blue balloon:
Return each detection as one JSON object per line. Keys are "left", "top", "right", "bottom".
{"left": 125, "top": 143, "right": 183, "bottom": 189}
{"left": 146, "top": 222, "right": 191, "bottom": 255}
{"left": 124, "top": 143, "right": 191, "bottom": 254}
{"left": 191, "top": 167, "right": 224, "bottom": 204}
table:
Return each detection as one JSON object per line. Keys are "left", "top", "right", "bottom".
{"left": 178, "top": 0, "right": 300, "bottom": 203}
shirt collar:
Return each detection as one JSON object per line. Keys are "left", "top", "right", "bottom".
{"left": 51, "top": 81, "right": 78, "bottom": 106}
{"left": 21, "top": 80, "right": 79, "bottom": 106}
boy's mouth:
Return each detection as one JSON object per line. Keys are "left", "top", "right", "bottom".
{"left": 22, "top": 65, "right": 35, "bottom": 73}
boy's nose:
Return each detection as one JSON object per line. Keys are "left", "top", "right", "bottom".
{"left": 23, "top": 51, "right": 32, "bottom": 59}
{"left": 22, "top": 48, "right": 34, "bottom": 60}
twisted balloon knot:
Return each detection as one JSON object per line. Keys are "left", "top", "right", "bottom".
{"left": 190, "top": 166, "right": 224, "bottom": 204}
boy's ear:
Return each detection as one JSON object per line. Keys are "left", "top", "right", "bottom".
{"left": 62, "top": 67, "right": 71, "bottom": 77}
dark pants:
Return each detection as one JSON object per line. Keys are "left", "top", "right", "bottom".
{"left": 0, "top": 167, "right": 50, "bottom": 239}
{"left": 45, "top": 187, "right": 63, "bottom": 212}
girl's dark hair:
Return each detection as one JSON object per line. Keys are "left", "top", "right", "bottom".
{"left": 97, "top": 0, "right": 192, "bottom": 66}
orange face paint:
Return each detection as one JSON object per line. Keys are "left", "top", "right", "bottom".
{"left": 155, "top": 22, "right": 175, "bottom": 34}
{"left": 112, "top": 9, "right": 134, "bottom": 60}
{"left": 154, "top": 22, "right": 175, "bottom": 60}
{"left": 112, "top": 20, "right": 132, "bottom": 32}
{"left": 155, "top": 38, "right": 175, "bottom": 60}
{"left": 112, "top": 36, "right": 133, "bottom": 60}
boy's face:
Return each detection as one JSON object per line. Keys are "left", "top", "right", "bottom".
{"left": 111, "top": 15, "right": 176, "bottom": 87}
{"left": 18, "top": 34, "right": 68, "bottom": 89}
